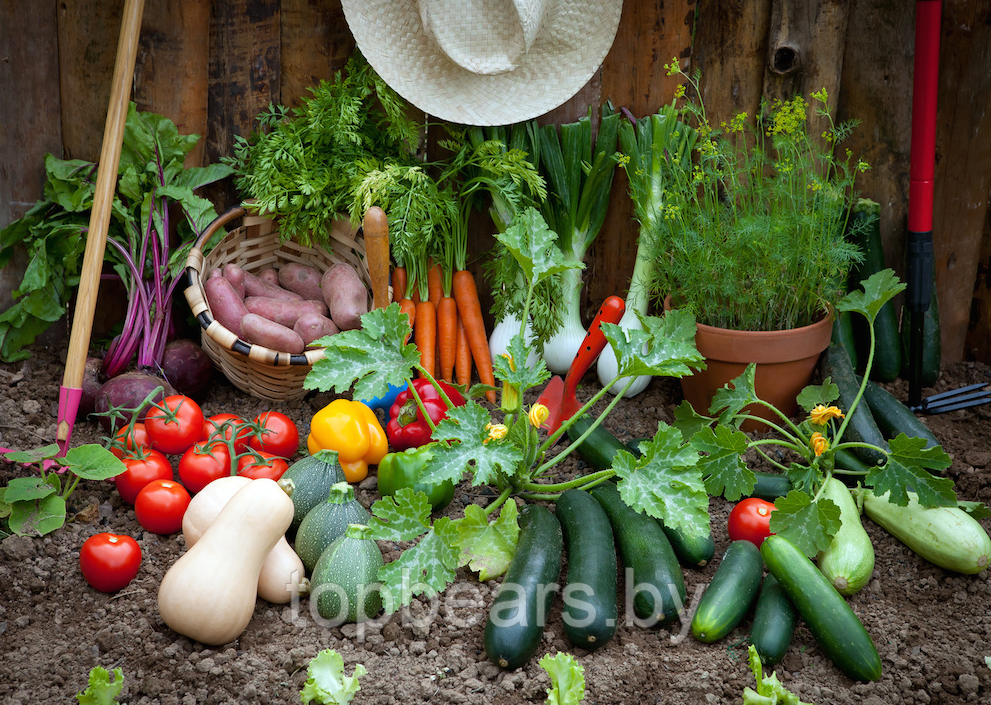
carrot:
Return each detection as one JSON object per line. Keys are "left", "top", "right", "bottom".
{"left": 409, "top": 278, "right": 421, "bottom": 305}
{"left": 455, "top": 314, "right": 472, "bottom": 389}
{"left": 414, "top": 300, "right": 437, "bottom": 378}
{"left": 399, "top": 298, "right": 416, "bottom": 344}
{"left": 427, "top": 262, "right": 443, "bottom": 308}
{"left": 436, "top": 295, "right": 458, "bottom": 383}
{"left": 452, "top": 269, "right": 497, "bottom": 404}
{"left": 392, "top": 267, "right": 407, "bottom": 304}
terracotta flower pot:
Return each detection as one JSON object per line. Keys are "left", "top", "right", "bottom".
{"left": 679, "top": 310, "right": 834, "bottom": 432}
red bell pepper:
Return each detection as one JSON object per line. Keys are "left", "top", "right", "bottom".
{"left": 386, "top": 379, "right": 465, "bottom": 451}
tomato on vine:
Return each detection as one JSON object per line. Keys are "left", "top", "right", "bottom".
{"left": 111, "top": 422, "right": 150, "bottom": 460}
{"left": 247, "top": 411, "right": 300, "bottom": 459}
{"left": 727, "top": 497, "right": 777, "bottom": 548}
{"left": 135, "top": 479, "right": 191, "bottom": 534}
{"left": 79, "top": 533, "right": 142, "bottom": 593}
{"left": 116, "top": 447, "right": 173, "bottom": 504}
{"left": 177, "top": 441, "right": 232, "bottom": 494}
{"left": 236, "top": 450, "right": 289, "bottom": 481}
{"left": 203, "top": 413, "right": 252, "bottom": 454}
{"left": 144, "top": 395, "right": 206, "bottom": 456}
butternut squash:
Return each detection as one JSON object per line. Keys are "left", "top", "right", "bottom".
{"left": 182, "top": 475, "right": 307, "bottom": 604}
{"left": 158, "top": 478, "right": 294, "bottom": 645}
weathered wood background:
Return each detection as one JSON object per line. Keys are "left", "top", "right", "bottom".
{"left": 3, "top": 0, "right": 991, "bottom": 365}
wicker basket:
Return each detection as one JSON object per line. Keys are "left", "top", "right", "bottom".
{"left": 183, "top": 205, "right": 372, "bottom": 402}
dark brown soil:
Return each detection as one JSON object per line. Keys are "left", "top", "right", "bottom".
{"left": 2, "top": 341, "right": 990, "bottom": 704}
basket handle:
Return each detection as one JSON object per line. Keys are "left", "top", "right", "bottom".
{"left": 192, "top": 205, "right": 247, "bottom": 253}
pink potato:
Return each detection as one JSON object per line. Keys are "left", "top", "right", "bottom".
{"left": 321, "top": 262, "right": 368, "bottom": 331}
{"left": 278, "top": 262, "right": 324, "bottom": 302}
{"left": 241, "top": 313, "right": 305, "bottom": 354}
{"left": 244, "top": 296, "right": 328, "bottom": 328}
{"left": 294, "top": 313, "right": 340, "bottom": 347}
{"left": 222, "top": 263, "right": 246, "bottom": 299}
{"left": 204, "top": 275, "right": 249, "bottom": 338}
{"left": 243, "top": 270, "right": 303, "bottom": 301}
{"left": 259, "top": 268, "right": 280, "bottom": 286}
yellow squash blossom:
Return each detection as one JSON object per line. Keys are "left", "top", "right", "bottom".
{"left": 528, "top": 404, "right": 549, "bottom": 428}
{"left": 809, "top": 404, "right": 844, "bottom": 426}
{"left": 810, "top": 432, "right": 829, "bottom": 457}
{"left": 485, "top": 423, "right": 508, "bottom": 443}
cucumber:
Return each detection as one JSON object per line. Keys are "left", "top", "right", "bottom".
{"left": 484, "top": 504, "right": 563, "bottom": 669}
{"left": 821, "top": 344, "right": 888, "bottom": 466}
{"left": 690, "top": 540, "right": 763, "bottom": 643}
{"left": 761, "top": 535, "right": 882, "bottom": 682}
{"left": 861, "top": 489, "right": 991, "bottom": 574}
{"left": 815, "top": 478, "right": 875, "bottom": 595}
{"left": 847, "top": 199, "right": 901, "bottom": 382}
{"left": 746, "top": 472, "right": 792, "bottom": 501}
{"left": 749, "top": 573, "right": 797, "bottom": 667}
{"left": 556, "top": 489, "right": 618, "bottom": 650}
{"left": 900, "top": 270, "right": 941, "bottom": 387}
{"left": 859, "top": 377, "right": 940, "bottom": 450}
{"left": 660, "top": 520, "right": 716, "bottom": 569}
{"left": 590, "top": 482, "right": 686, "bottom": 625}
{"left": 564, "top": 414, "right": 630, "bottom": 470}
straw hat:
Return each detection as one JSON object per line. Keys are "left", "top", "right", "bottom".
{"left": 341, "top": 0, "right": 624, "bottom": 126}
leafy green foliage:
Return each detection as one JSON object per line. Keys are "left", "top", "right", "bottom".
{"left": 837, "top": 267, "right": 906, "bottom": 323}
{"left": 454, "top": 501, "right": 520, "bottom": 580}
{"left": 426, "top": 405, "right": 524, "bottom": 488}
{"left": 377, "top": 518, "right": 460, "bottom": 608}
{"left": 539, "top": 652, "right": 586, "bottom": 705}
{"left": 366, "top": 488, "right": 432, "bottom": 542}
{"left": 493, "top": 333, "right": 551, "bottom": 396}
{"left": 300, "top": 649, "right": 366, "bottom": 705}
{"left": 770, "top": 492, "right": 842, "bottom": 556}
{"left": 76, "top": 666, "right": 124, "bottom": 705}
{"left": 742, "top": 645, "right": 811, "bottom": 705}
{"left": 602, "top": 308, "right": 706, "bottom": 381}
{"left": 692, "top": 426, "right": 754, "bottom": 501}
{"left": 865, "top": 435, "right": 955, "bottom": 507}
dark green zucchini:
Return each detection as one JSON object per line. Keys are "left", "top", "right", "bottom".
{"left": 564, "top": 414, "right": 631, "bottom": 470}
{"left": 590, "top": 482, "right": 686, "bottom": 625}
{"left": 556, "top": 489, "right": 618, "bottom": 650}
{"left": 746, "top": 472, "right": 793, "bottom": 501}
{"left": 659, "top": 520, "right": 716, "bottom": 569}
{"left": 899, "top": 271, "right": 941, "bottom": 387}
{"left": 690, "top": 540, "right": 764, "bottom": 643}
{"left": 761, "top": 535, "right": 882, "bottom": 682}
{"left": 821, "top": 344, "right": 888, "bottom": 466}
{"left": 483, "top": 504, "right": 563, "bottom": 669}
{"left": 847, "top": 199, "right": 901, "bottom": 382}
{"left": 859, "top": 377, "right": 940, "bottom": 450}
{"left": 832, "top": 311, "right": 860, "bottom": 372}
{"left": 749, "top": 573, "right": 797, "bottom": 667}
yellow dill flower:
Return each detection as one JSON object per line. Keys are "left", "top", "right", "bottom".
{"left": 857, "top": 159, "right": 871, "bottom": 173}
{"left": 729, "top": 112, "right": 748, "bottom": 133}
{"left": 485, "top": 423, "right": 508, "bottom": 443}
{"left": 665, "top": 58, "right": 681, "bottom": 76}
{"left": 528, "top": 404, "right": 549, "bottom": 428}
{"left": 617, "top": 154, "right": 631, "bottom": 168}
{"left": 674, "top": 83, "right": 687, "bottom": 99}
{"left": 809, "top": 404, "right": 844, "bottom": 425}
{"left": 811, "top": 87, "right": 829, "bottom": 104}
{"left": 810, "top": 431, "right": 829, "bottom": 457}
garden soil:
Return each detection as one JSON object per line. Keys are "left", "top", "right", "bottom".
{"left": 2, "top": 340, "right": 990, "bottom": 705}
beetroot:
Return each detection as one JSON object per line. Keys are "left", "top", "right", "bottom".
{"left": 161, "top": 339, "right": 214, "bottom": 399}
{"left": 94, "top": 372, "right": 176, "bottom": 434}
{"left": 79, "top": 356, "right": 105, "bottom": 417}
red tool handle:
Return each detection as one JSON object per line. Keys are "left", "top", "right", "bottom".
{"left": 561, "top": 296, "right": 626, "bottom": 398}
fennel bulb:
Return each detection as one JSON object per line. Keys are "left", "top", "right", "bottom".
{"left": 541, "top": 267, "right": 586, "bottom": 374}
{"left": 489, "top": 312, "right": 540, "bottom": 369}
{"left": 597, "top": 307, "right": 651, "bottom": 396}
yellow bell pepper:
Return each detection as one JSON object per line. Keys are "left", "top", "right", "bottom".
{"left": 307, "top": 399, "right": 388, "bottom": 483}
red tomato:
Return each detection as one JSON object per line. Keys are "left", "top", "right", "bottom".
{"left": 111, "top": 423, "right": 150, "bottom": 460}
{"left": 247, "top": 411, "right": 300, "bottom": 459}
{"left": 177, "top": 441, "right": 232, "bottom": 494}
{"left": 202, "top": 413, "right": 251, "bottom": 454}
{"left": 144, "top": 395, "right": 206, "bottom": 456}
{"left": 237, "top": 450, "right": 289, "bottom": 481}
{"left": 79, "top": 533, "right": 142, "bottom": 593}
{"left": 134, "top": 479, "right": 191, "bottom": 534}
{"left": 727, "top": 497, "right": 777, "bottom": 548}
{"left": 115, "top": 448, "right": 173, "bottom": 504}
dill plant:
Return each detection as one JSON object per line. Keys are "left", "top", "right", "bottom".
{"left": 651, "top": 61, "right": 871, "bottom": 331}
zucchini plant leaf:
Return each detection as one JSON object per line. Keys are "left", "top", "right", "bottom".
{"left": 64, "top": 444, "right": 126, "bottom": 481}
{"left": 671, "top": 400, "right": 714, "bottom": 442}
{"left": 613, "top": 422, "right": 709, "bottom": 539}
{"left": 709, "top": 364, "right": 759, "bottom": 425}
{"left": 3, "top": 443, "right": 60, "bottom": 464}
{"left": 796, "top": 379, "right": 840, "bottom": 411}
{"left": 304, "top": 304, "right": 420, "bottom": 400}
{"left": 367, "top": 488, "right": 432, "bottom": 542}
{"left": 424, "top": 404, "right": 524, "bottom": 488}
{"left": 691, "top": 426, "right": 755, "bottom": 501}
{"left": 3, "top": 476, "right": 57, "bottom": 504}
{"left": 769, "top": 491, "right": 841, "bottom": 557}
{"left": 454, "top": 501, "right": 520, "bottom": 580}
{"left": 539, "top": 651, "right": 586, "bottom": 705}
{"left": 8, "top": 493, "right": 66, "bottom": 537}
{"left": 603, "top": 308, "right": 705, "bottom": 381}
{"left": 837, "top": 268, "right": 906, "bottom": 323}
{"left": 493, "top": 333, "right": 550, "bottom": 394}
{"left": 300, "top": 649, "right": 366, "bottom": 705}
{"left": 377, "top": 517, "right": 460, "bottom": 610}
{"left": 494, "top": 206, "right": 582, "bottom": 285}
{"left": 866, "top": 434, "right": 955, "bottom": 507}
{"left": 958, "top": 500, "right": 991, "bottom": 520}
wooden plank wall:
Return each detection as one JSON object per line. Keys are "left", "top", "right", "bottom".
{"left": 3, "top": 0, "right": 991, "bottom": 367}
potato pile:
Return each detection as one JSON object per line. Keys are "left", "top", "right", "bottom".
{"left": 203, "top": 261, "right": 369, "bottom": 353}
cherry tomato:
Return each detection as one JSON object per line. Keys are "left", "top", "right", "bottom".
{"left": 177, "top": 441, "right": 232, "bottom": 494}
{"left": 115, "top": 448, "right": 173, "bottom": 504}
{"left": 247, "top": 411, "right": 300, "bottom": 459}
{"left": 79, "top": 533, "right": 142, "bottom": 593}
{"left": 202, "top": 413, "right": 252, "bottom": 454}
{"left": 727, "top": 497, "right": 777, "bottom": 548}
{"left": 134, "top": 479, "right": 191, "bottom": 534}
{"left": 111, "top": 422, "right": 150, "bottom": 460}
{"left": 236, "top": 450, "right": 289, "bottom": 481}
{"left": 144, "top": 395, "right": 206, "bottom": 456}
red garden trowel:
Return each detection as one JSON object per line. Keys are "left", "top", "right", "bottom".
{"left": 536, "top": 295, "right": 626, "bottom": 434}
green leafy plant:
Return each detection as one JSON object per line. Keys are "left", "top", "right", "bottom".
{"left": 75, "top": 665, "right": 124, "bottom": 705}
{"left": 743, "top": 645, "right": 810, "bottom": 705}
{"left": 300, "top": 649, "right": 366, "bottom": 705}
{"left": 651, "top": 61, "right": 868, "bottom": 331}
{"left": 0, "top": 443, "right": 125, "bottom": 537}
{"left": 540, "top": 651, "right": 586, "bottom": 704}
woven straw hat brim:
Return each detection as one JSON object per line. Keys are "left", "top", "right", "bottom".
{"left": 342, "top": 0, "right": 623, "bottom": 126}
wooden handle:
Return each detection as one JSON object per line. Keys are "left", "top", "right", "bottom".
{"left": 363, "top": 207, "right": 391, "bottom": 310}
{"left": 58, "top": 0, "right": 145, "bottom": 446}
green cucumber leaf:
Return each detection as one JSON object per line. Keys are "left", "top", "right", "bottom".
{"left": 769, "top": 491, "right": 841, "bottom": 557}
{"left": 455, "top": 501, "right": 520, "bottom": 581}
{"left": 3, "top": 476, "right": 57, "bottom": 503}
{"left": 3, "top": 444, "right": 60, "bottom": 464}
{"left": 64, "top": 444, "right": 127, "bottom": 481}
{"left": 8, "top": 494, "right": 66, "bottom": 537}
